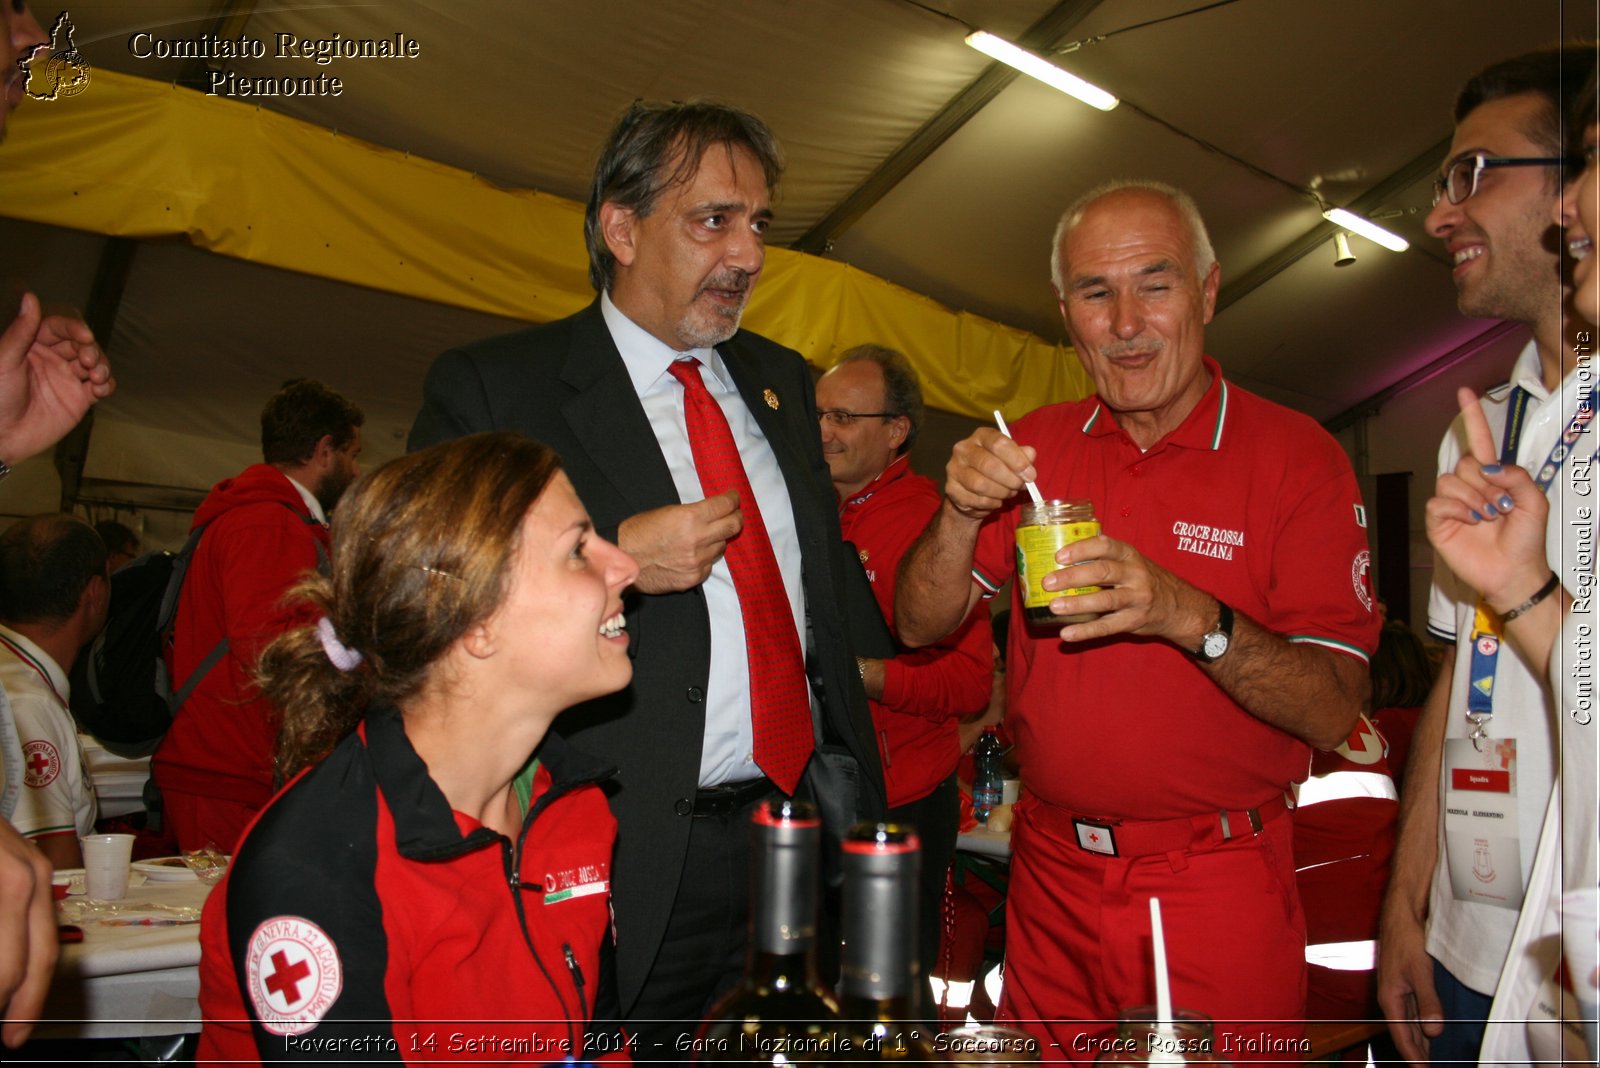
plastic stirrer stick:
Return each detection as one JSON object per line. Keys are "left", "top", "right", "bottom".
{"left": 1151, "top": 896, "right": 1175, "bottom": 1029}
{"left": 992, "top": 410, "right": 1044, "bottom": 506}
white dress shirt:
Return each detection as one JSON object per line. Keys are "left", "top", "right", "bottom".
{"left": 286, "top": 475, "right": 328, "bottom": 526}
{"left": 601, "top": 292, "right": 807, "bottom": 786}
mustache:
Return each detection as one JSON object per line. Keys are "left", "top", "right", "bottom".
{"left": 1097, "top": 340, "right": 1165, "bottom": 359}
{"left": 700, "top": 270, "right": 752, "bottom": 295}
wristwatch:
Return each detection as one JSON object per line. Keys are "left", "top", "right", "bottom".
{"left": 1194, "top": 600, "right": 1234, "bottom": 663}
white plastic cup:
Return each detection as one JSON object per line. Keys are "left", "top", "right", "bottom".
{"left": 80, "top": 833, "right": 135, "bottom": 900}
{"left": 1002, "top": 778, "right": 1021, "bottom": 806}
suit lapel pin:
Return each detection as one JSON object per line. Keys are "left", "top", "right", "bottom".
{"left": 763, "top": 389, "right": 779, "bottom": 410}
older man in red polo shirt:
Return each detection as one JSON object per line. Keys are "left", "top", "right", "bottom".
{"left": 897, "top": 181, "right": 1379, "bottom": 1060}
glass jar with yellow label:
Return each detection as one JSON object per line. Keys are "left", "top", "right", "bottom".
{"left": 1015, "top": 499, "right": 1100, "bottom": 628}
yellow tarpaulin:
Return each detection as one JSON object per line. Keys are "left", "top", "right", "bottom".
{"left": 1, "top": 69, "right": 1090, "bottom": 418}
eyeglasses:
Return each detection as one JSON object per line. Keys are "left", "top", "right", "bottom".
{"left": 1432, "top": 152, "right": 1580, "bottom": 206}
{"left": 818, "top": 408, "right": 898, "bottom": 428}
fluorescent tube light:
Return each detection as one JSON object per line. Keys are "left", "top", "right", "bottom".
{"left": 1322, "top": 208, "right": 1409, "bottom": 253}
{"left": 965, "top": 31, "right": 1118, "bottom": 112}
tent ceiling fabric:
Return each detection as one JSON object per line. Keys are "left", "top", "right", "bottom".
{"left": 2, "top": 68, "right": 1090, "bottom": 478}
{"left": 0, "top": 0, "right": 1591, "bottom": 500}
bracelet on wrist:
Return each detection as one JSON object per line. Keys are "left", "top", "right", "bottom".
{"left": 1498, "top": 572, "right": 1560, "bottom": 623}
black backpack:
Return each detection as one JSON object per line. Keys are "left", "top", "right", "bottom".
{"left": 68, "top": 521, "right": 220, "bottom": 758}
{"left": 69, "top": 505, "right": 327, "bottom": 758}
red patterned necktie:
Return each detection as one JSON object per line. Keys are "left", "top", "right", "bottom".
{"left": 667, "top": 357, "right": 813, "bottom": 794}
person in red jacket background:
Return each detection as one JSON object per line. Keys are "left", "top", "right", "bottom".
{"left": 817, "top": 345, "right": 992, "bottom": 1021}
{"left": 1294, "top": 621, "right": 1432, "bottom": 1020}
{"left": 200, "top": 432, "right": 639, "bottom": 1062}
{"left": 155, "top": 379, "right": 363, "bottom": 853}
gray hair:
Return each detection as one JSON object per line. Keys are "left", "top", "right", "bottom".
{"left": 584, "top": 100, "right": 784, "bottom": 293}
{"left": 1050, "top": 179, "right": 1217, "bottom": 295}
{"left": 834, "top": 344, "right": 924, "bottom": 454}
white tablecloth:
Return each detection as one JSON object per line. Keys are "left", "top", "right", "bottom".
{"left": 955, "top": 824, "right": 1012, "bottom": 859}
{"left": 36, "top": 874, "right": 213, "bottom": 1038}
{"left": 78, "top": 734, "right": 151, "bottom": 820}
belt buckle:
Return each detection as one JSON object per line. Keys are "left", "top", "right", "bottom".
{"left": 1072, "top": 818, "right": 1118, "bottom": 856}
{"left": 1219, "top": 807, "right": 1264, "bottom": 840}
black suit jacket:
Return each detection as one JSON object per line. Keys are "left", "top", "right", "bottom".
{"left": 408, "top": 301, "right": 886, "bottom": 1010}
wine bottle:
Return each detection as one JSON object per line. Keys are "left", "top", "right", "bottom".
{"left": 692, "top": 799, "right": 842, "bottom": 1064}
{"left": 834, "top": 822, "right": 941, "bottom": 1061}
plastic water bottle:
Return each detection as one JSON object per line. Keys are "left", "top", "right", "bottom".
{"left": 972, "top": 729, "right": 1005, "bottom": 824}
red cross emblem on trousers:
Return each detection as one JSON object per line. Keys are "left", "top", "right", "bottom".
{"left": 1074, "top": 818, "right": 1117, "bottom": 855}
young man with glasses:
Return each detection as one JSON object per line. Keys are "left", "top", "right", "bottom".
{"left": 1377, "top": 45, "right": 1596, "bottom": 1066}
{"left": 816, "top": 345, "right": 992, "bottom": 1022}
{"left": 1435, "top": 153, "right": 1582, "bottom": 209}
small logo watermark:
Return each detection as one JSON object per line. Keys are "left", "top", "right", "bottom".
{"left": 22, "top": 11, "right": 91, "bottom": 102}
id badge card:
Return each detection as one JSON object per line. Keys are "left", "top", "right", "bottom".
{"left": 1443, "top": 737, "right": 1524, "bottom": 910}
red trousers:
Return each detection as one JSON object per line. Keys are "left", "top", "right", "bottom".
{"left": 996, "top": 796, "right": 1308, "bottom": 1062}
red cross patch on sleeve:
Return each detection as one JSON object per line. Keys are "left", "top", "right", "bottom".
{"left": 21, "top": 740, "right": 60, "bottom": 787}
{"left": 245, "top": 916, "right": 344, "bottom": 1036}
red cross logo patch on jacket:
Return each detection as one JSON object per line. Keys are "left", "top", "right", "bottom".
{"left": 245, "top": 916, "right": 344, "bottom": 1036}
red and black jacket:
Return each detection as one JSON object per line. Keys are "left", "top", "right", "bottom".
{"left": 198, "top": 707, "right": 629, "bottom": 1063}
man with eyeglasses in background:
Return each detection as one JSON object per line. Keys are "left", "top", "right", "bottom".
{"left": 1376, "top": 45, "right": 1596, "bottom": 1066}
{"left": 815, "top": 345, "right": 992, "bottom": 1022}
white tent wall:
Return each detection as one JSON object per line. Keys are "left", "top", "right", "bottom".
{"left": 1329, "top": 326, "right": 1536, "bottom": 631}
{"left": 0, "top": 455, "right": 62, "bottom": 524}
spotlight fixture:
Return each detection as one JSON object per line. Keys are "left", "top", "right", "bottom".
{"left": 1333, "top": 232, "right": 1356, "bottom": 267}
{"left": 964, "top": 31, "right": 1119, "bottom": 111}
{"left": 1322, "top": 208, "right": 1409, "bottom": 253}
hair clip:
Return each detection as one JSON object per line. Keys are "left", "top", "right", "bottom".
{"left": 316, "top": 617, "right": 363, "bottom": 672}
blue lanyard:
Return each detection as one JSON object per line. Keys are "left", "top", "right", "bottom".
{"left": 1501, "top": 384, "right": 1598, "bottom": 489}
{"left": 1532, "top": 385, "right": 1597, "bottom": 492}
{"left": 1499, "top": 386, "right": 1532, "bottom": 464}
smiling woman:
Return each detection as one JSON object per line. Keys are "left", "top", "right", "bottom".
{"left": 194, "top": 432, "right": 640, "bottom": 1064}
{"left": 1559, "top": 76, "right": 1600, "bottom": 326}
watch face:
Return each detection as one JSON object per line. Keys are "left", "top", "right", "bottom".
{"left": 1202, "top": 632, "right": 1228, "bottom": 658}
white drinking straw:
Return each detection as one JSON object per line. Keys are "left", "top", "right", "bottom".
{"left": 1151, "top": 896, "right": 1175, "bottom": 1029}
{"left": 992, "top": 410, "right": 1044, "bottom": 507}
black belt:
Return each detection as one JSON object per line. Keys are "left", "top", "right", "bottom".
{"left": 692, "top": 778, "right": 776, "bottom": 818}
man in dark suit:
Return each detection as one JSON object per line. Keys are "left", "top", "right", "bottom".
{"left": 408, "top": 101, "right": 885, "bottom": 1056}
